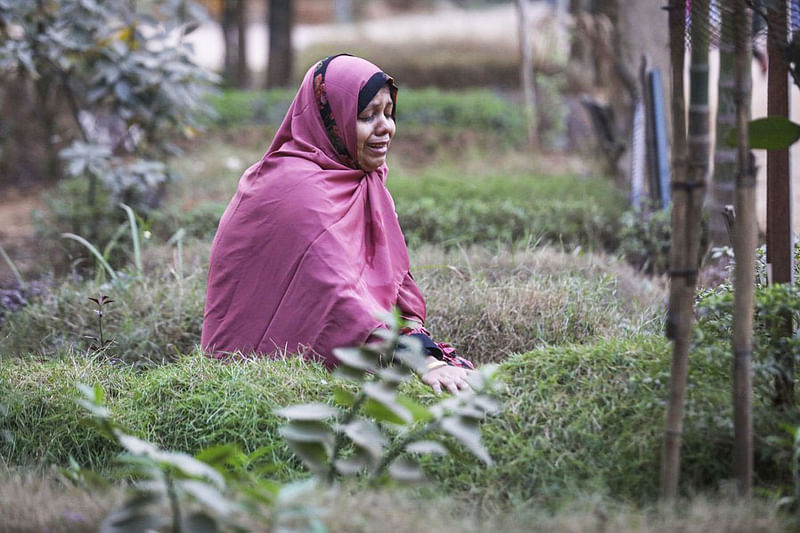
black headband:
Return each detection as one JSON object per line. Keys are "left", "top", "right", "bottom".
{"left": 358, "top": 72, "right": 391, "bottom": 115}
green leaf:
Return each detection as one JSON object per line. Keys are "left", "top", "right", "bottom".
{"left": 100, "top": 505, "right": 164, "bottom": 533}
{"left": 396, "top": 396, "right": 433, "bottom": 423}
{"left": 178, "top": 479, "right": 234, "bottom": 516}
{"left": 286, "top": 441, "right": 329, "bottom": 473}
{"left": 364, "top": 382, "right": 412, "bottom": 424}
{"left": 342, "top": 418, "right": 387, "bottom": 459}
{"left": 277, "top": 477, "right": 319, "bottom": 504}
{"left": 388, "top": 457, "right": 424, "bottom": 482}
{"left": 116, "top": 432, "right": 159, "bottom": 457}
{"left": 377, "top": 366, "right": 412, "bottom": 384}
{"left": 332, "top": 386, "right": 356, "bottom": 407}
{"left": 195, "top": 444, "right": 244, "bottom": 470}
{"left": 275, "top": 403, "right": 340, "bottom": 421}
{"left": 62, "top": 232, "right": 119, "bottom": 282}
{"left": 332, "top": 347, "right": 380, "bottom": 372}
{"left": 334, "top": 449, "right": 371, "bottom": 475}
{"left": 362, "top": 398, "right": 408, "bottom": 425}
{"left": 405, "top": 440, "right": 448, "bottom": 456}
{"left": 181, "top": 511, "right": 220, "bottom": 533}
{"left": 729, "top": 116, "right": 800, "bottom": 150}
{"left": 333, "top": 365, "right": 367, "bottom": 382}
{"left": 279, "top": 421, "right": 334, "bottom": 444}
{"left": 441, "top": 415, "right": 493, "bottom": 466}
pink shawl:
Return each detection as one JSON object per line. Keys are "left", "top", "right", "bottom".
{"left": 201, "top": 56, "right": 426, "bottom": 367}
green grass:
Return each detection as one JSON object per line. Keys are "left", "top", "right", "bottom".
{"left": 0, "top": 244, "right": 661, "bottom": 365}
{"left": 389, "top": 166, "right": 625, "bottom": 249}
{"left": 0, "top": 334, "right": 793, "bottom": 507}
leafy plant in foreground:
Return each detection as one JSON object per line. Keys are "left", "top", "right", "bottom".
{"left": 276, "top": 311, "right": 502, "bottom": 485}
{"left": 76, "top": 383, "right": 326, "bottom": 532}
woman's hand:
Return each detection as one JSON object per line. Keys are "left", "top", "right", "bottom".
{"left": 420, "top": 357, "right": 473, "bottom": 395}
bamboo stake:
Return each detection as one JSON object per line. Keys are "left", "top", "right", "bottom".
{"left": 711, "top": 6, "right": 738, "bottom": 246}
{"left": 732, "top": 0, "right": 755, "bottom": 499}
{"left": 662, "top": 0, "right": 710, "bottom": 501}
{"left": 516, "top": 0, "right": 539, "bottom": 149}
{"left": 661, "top": 0, "right": 689, "bottom": 500}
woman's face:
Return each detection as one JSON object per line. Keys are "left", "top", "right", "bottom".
{"left": 356, "top": 86, "right": 396, "bottom": 172}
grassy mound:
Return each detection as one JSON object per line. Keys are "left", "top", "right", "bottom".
{"left": 2, "top": 335, "right": 790, "bottom": 506}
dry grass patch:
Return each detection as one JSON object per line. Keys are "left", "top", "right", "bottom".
{"left": 0, "top": 471, "right": 123, "bottom": 532}
{"left": 412, "top": 245, "right": 666, "bottom": 364}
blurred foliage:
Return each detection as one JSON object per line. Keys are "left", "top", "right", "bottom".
{"left": 696, "top": 244, "right": 800, "bottom": 407}
{"left": 0, "top": 0, "right": 217, "bottom": 265}
{"left": 618, "top": 206, "right": 672, "bottom": 275}
{"left": 390, "top": 170, "right": 625, "bottom": 250}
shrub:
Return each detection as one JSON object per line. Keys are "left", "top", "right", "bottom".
{"left": 618, "top": 206, "right": 672, "bottom": 275}
{"left": 389, "top": 170, "right": 625, "bottom": 250}
{"left": 695, "top": 244, "right": 800, "bottom": 409}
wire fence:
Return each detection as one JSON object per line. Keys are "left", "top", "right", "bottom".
{"left": 684, "top": 0, "right": 800, "bottom": 49}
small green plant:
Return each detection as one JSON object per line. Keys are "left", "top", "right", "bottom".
{"left": 276, "top": 311, "right": 502, "bottom": 486}
{"left": 85, "top": 294, "right": 114, "bottom": 354}
{"left": 76, "top": 383, "right": 326, "bottom": 532}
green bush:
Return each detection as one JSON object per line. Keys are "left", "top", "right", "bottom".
{"left": 207, "top": 87, "right": 527, "bottom": 143}
{"left": 32, "top": 178, "right": 132, "bottom": 271}
{"left": 205, "top": 89, "right": 295, "bottom": 127}
{"left": 618, "top": 207, "right": 672, "bottom": 275}
{"left": 390, "top": 170, "right": 625, "bottom": 250}
{"left": 696, "top": 246, "right": 800, "bottom": 408}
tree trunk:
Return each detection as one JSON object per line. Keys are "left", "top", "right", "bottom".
{"left": 767, "top": 0, "right": 795, "bottom": 409}
{"left": 661, "top": 0, "right": 706, "bottom": 502}
{"left": 731, "top": 0, "right": 755, "bottom": 499}
{"left": 221, "top": 0, "right": 237, "bottom": 86}
{"left": 711, "top": 6, "right": 737, "bottom": 246}
{"left": 236, "top": 0, "right": 249, "bottom": 88}
{"left": 516, "top": 0, "right": 539, "bottom": 149}
{"left": 266, "top": 0, "right": 294, "bottom": 89}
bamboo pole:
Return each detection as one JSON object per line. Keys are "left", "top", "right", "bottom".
{"left": 711, "top": 6, "right": 738, "bottom": 246}
{"left": 661, "top": 0, "right": 710, "bottom": 501}
{"left": 516, "top": 0, "right": 539, "bottom": 149}
{"left": 661, "top": 0, "right": 689, "bottom": 500}
{"left": 731, "top": 0, "right": 755, "bottom": 499}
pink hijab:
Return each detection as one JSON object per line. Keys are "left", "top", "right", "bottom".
{"left": 201, "top": 55, "right": 426, "bottom": 367}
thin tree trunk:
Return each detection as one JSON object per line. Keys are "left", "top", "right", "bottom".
{"left": 767, "top": 0, "right": 795, "bottom": 409}
{"left": 221, "top": 0, "right": 237, "bottom": 86}
{"left": 661, "top": 0, "right": 698, "bottom": 502}
{"left": 516, "top": 0, "right": 539, "bottom": 149}
{"left": 731, "top": 0, "right": 755, "bottom": 499}
{"left": 266, "top": 0, "right": 294, "bottom": 89}
{"left": 236, "top": 0, "right": 249, "bottom": 88}
{"left": 712, "top": 6, "right": 737, "bottom": 246}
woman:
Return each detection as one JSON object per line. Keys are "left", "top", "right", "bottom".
{"left": 202, "top": 54, "right": 472, "bottom": 394}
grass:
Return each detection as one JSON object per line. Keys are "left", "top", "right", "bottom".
{"left": 0, "top": 473, "right": 786, "bottom": 532}
{"left": 0, "top": 243, "right": 661, "bottom": 366}
{"left": 0, "top": 334, "right": 794, "bottom": 509}
{"left": 413, "top": 244, "right": 665, "bottom": 363}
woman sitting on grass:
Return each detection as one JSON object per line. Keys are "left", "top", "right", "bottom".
{"left": 202, "top": 54, "right": 473, "bottom": 394}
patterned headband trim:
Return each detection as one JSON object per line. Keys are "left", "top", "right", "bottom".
{"left": 312, "top": 54, "right": 358, "bottom": 169}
